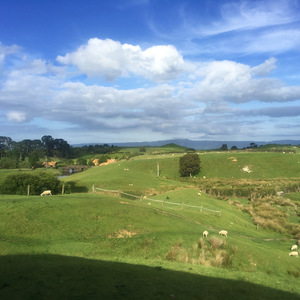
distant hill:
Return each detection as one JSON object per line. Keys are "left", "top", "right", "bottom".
{"left": 73, "top": 139, "right": 300, "bottom": 150}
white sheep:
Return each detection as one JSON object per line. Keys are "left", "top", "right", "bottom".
{"left": 291, "top": 245, "right": 298, "bottom": 251}
{"left": 40, "top": 190, "right": 52, "bottom": 196}
{"left": 289, "top": 251, "right": 298, "bottom": 257}
{"left": 203, "top": 230, "right": 208, "bottom": 238}
{"left": 219, "top": 230, "right": 228, "bottom": 237}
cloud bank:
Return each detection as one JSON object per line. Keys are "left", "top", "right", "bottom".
{"left": 1, "top": 35, "right": 300, "bottom": 142}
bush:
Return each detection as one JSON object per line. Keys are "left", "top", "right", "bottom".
{"left": 179, "top": 153, "right": 200, "bottom": 177}
{"left": 0, "top": 172, "right": 68, "bottom": 195}
{"left": 0, "top": 157, "right": 17, "bottom": 169}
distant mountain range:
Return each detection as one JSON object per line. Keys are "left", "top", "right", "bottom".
{"left": 73, "top": 139, "right": 300, "bottom": 150}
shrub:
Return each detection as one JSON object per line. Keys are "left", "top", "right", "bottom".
{"left": 165, "top": 238, "right": 234, "bottom": 268}
{"left": 179, "top": 153, "right": 200, "bottom": 177}
{"left": 0, "top": 172, "right": 68, "bottom": 195}
{"left": 208, "top": 237, "right": 224, "bottom": 249}
{"left": 0, "top": 157, "right": 17, "bottom": 169}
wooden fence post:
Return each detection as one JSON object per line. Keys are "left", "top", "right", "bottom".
{"left": 62, "top": 183, "right": 65, "bottom": 195}
{"left": 92, "top": 185, "right": 95, "bottom": 194}
{"left": 27, "top": 185, "right": 30, "bottom": 196}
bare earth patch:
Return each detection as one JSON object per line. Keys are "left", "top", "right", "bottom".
{"left": 108, "top": 229, "right": 138, "bottom": 238}
{"left": 228, "top": 157, "right": 238, "bottom": 162}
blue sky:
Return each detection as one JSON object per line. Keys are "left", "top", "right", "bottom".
{"left": 1, "top": 0, "right": 300, "bottom": 144}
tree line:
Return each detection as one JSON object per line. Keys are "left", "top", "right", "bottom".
{"left": 0, "top": 135, "right": 118, "bottom": 169}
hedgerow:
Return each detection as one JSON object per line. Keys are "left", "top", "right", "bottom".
{"left": 0, "top": 172, "right": 70, "bottom": 195}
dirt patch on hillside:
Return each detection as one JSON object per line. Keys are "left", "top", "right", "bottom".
{"left": 228, "top": 157, "right": 238, "bottom": 162}
{"left": 120, "top": 201, "right": 130, "bottom": 205}
{"left": 108, "top": 229, "right": 138, "bottom": 238}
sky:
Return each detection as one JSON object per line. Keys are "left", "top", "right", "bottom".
{"left": 1, "top": 0, "right": 300, "bottom": 144}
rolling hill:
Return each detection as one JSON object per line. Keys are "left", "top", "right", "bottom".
{"left": 0, "top": 148, "right": 300, "bottom": 299}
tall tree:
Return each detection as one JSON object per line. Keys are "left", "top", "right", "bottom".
{"left": 41, "top": 135, "right": 55, "bottom": 157}
{"left": 0, "top": 136, "right": 13, "bottom": 158}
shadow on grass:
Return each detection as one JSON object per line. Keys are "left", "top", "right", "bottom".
{"left": 67, "top": 181, "right": 89, "bottom": 193}
{"left": 0, "top": 254, "right": 298, "bottom": 300}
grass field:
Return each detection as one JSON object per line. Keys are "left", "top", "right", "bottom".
{"left": 0, "top": 148, "right": 300, "bottom": 299}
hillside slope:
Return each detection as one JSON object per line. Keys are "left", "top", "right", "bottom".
{"left": 0, "top": 193, "right": 299, "bottom": 298}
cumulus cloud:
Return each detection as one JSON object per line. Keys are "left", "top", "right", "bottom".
{"left": 251, "top": 57, "right": 277, "bottom": 76}
{"left": 57, "top": 38, "right": 185, "bottom": 81}
{"left": 1, "top": 39, "right": 300, "bottom": 142}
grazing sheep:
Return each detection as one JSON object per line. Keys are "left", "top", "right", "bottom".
{"left": 291, "top": 245, "right": 298, "bottom": 251}
{"left": 289, "top": 251, "right": 298, "bottom": 257}
{"left": 203, "top": 230, "right": 208, "bottom": 238}
{"left": 219, "top": 230, "right": 228, "bottom": 238}
{"left": 40, "top": 190, "right": 52, "bottom": 196}
{"left": 197, "top": 192, "right": 201, "bottom": 196}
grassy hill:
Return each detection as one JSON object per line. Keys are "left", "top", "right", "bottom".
{"left": 0, "top": 148, "right": 300, "bottom": 299}
{"left": 0, "top": 193, "right": 299, "bottom": 299}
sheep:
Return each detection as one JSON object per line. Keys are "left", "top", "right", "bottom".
{"left": 289, "top": 251, "right": 298, "bottom": 257}
{"left": 203, "top": 230, "right": 208, "bottom": 238}
{"left": 197, "top": 192, "right": 201, "bottom": 196}
{"left": 219, "top": 230, "right": 228, "bottom": 238}
{"left": 291, "top": 245, "right": 298, "bottom": 251}
{"left": 40, "top": 190, "right": 52, "bottom": 196}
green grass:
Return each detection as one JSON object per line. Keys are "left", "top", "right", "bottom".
{"left": 1, "top": 149, "right": 300, "bottom": 299}
{"left": 1, "top": 254, "right": 299, "bottom": 300}
{"left": 0, "top": 193, "right": 299, "bottom": 299}
{"left": 62, "top": 155, "right": 188, "bottom": 194}
{"left": 198, "top": 152, "right": 300, "bottom": 179}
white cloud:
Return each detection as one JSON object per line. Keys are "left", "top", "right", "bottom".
{"left": 251, "top": 57, "right": 277, "bottom": 76}
{"left": 0, "top": 43, "right": 20, "bottom": 64}
{"left": 7, "top": 111, "right": 27, "bottom": 122}
{"left": 155, "top": 0, "right": 300, "bottom": 57}
{"left": 1, "top": 39, "right": 300, "bottom": 142}
{"left": 57, "top": 38, "right": 185, "bottom": 81}
{"left": 194, "top": 0, "right": 299, "bottom": 36}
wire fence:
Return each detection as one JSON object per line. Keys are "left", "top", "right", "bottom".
{"left": 93, "top": 186, "right": 222, "bottom": 216}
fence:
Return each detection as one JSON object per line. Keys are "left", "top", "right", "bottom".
{"left": 93, "top": 186, "right": 222, "bottom": 216}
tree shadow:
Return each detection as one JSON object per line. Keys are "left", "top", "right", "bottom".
{"left": 0, "top": 254, "right": 299, "bottom": 299}
{"left": 67, "top": 181, "right": 89, "bottom": 193}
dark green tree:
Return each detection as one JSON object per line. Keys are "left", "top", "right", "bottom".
{"left": 76, "top": 157, "right": 87, "bottom": 165}
{"left": 179, "top": 153, "right": 201, "bottom": 177}
{"left": 42, "top": 135, "right": 55, "bottom": 157}
{"left": 28, "top": 151, "right": 41, "bottom": 168}
{"left": 139, "top": 146, "right": 146, "bottom": 152}
{"left": 220, "top": 144, "right": 228, "bottom": 151}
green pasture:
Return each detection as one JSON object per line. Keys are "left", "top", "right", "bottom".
{"left": 61, "top": 155, "right": 188, "bottom": 194}
{"left": 199, "top": 152, "right": 300, "bottom": 179}
{"left": 1, "top": 149, "right": 300, "bottom": 299}
{"left": 0, "top": 193, "right": 299, "bottom": 299}
{"left": 60, "top": 151, "right": 300, "bottom": 196}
